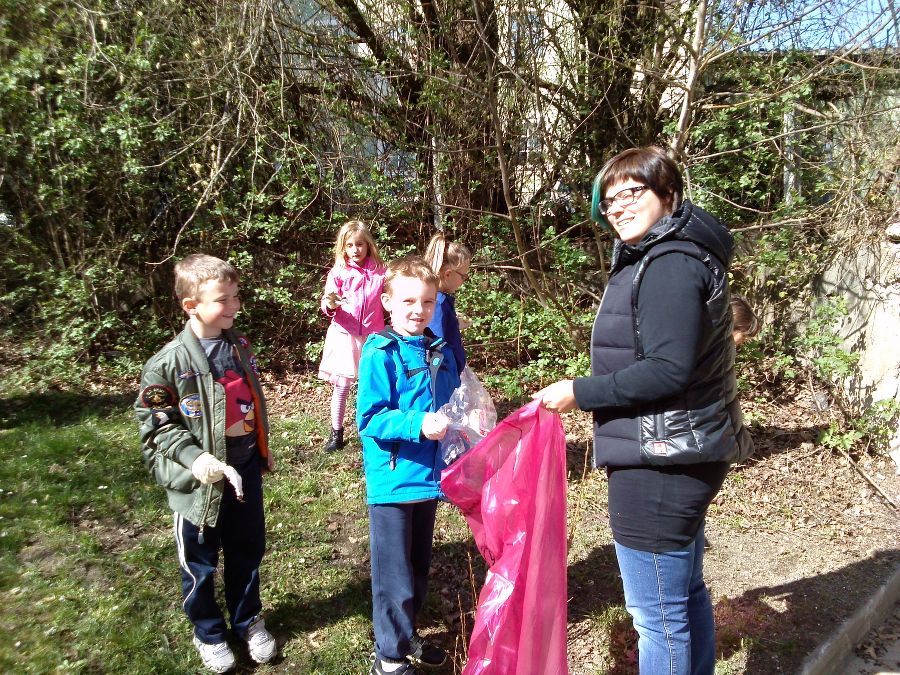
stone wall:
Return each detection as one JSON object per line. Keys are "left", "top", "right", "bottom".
{"left": 813, "top": 223, "right": 900, "bottom": 455}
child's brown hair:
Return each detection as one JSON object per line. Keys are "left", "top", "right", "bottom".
{"left": 383, "top": 256, "right": 439, "bottom": 296}
{"left": 174, "top": 254, "right": 239, "bottom": 301}
{"left": 731, "top": 294, "right": 760, "bottom": 340}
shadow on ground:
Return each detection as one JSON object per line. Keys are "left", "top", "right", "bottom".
{"left": 560, "top": 544, "right": 900, "bottom": 674}
{"left": 716, "top": 548, "right": 900, "bottom": 673}
{"left": 0, "top": 390, "right": 134, "bottom": 429}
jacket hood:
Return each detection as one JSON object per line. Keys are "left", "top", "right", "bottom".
{"left": 367, "top": 327, "right": 442, "bottom": 350}
{"left": 614, "top": 201, "right": 734, "bottom": 269}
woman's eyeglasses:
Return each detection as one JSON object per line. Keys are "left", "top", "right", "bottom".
{"left": 598, "top": 185, "right": 650, "bottom": 215}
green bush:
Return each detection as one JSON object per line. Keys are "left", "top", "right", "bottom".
{"left": 457, "top": 268, "right": 593, "bottom": 398}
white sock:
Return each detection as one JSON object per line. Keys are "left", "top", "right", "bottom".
{"left": 380, "top": 659, "right": 405, "bottom": 672}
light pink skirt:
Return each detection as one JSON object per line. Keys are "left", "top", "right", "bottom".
{"left": 318, "top": 324, "right": 365, "bottom": 387}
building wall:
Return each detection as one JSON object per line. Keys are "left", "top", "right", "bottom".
{"left": 814, "top": 223, "right": 900, "bottom": 454}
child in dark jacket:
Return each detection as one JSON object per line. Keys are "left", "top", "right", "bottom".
{"left": 424, "top": 231, "right": 472, "bottom": 375}
{"left": 356, "top": 256, "right": 461, "bottom": 675}
{"left": 135, "top": 254, "right": 276, "bottom": 673}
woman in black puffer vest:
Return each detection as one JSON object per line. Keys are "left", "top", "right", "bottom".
{"left": 536, "top": 146, "right": 752, "bottom": 675}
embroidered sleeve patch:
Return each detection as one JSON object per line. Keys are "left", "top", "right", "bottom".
{"left": 140, "top": 384, "right": 176, "bottom": 409}
{"left": 179, "top": 394, "right": 203, "bottom": 418}
{"left": 152, "top": 410, "right": 173, "bottom": 427}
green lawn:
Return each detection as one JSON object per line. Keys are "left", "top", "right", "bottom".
{"left": 0, "top": 380, "right": 700, "bottom": 674}
{"left": 0, "top": 384, "right": 492, "bottom": 673}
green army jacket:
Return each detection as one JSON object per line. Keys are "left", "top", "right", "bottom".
{"left": 134, "top": 323, "right": 269, "bottom": 527}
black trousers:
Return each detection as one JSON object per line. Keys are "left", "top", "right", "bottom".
{"left": 174, "top": 454, "right": 265, "bottom": 644}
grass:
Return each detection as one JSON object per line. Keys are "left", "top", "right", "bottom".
{"left": 0, "top": 382, "right": 487, "bottom": 674}
{"left": 0, "top": 375, "right": 765, "bottom": 674}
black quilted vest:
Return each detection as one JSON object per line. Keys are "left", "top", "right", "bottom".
{"left": 590, "top": 201, "right": 753, "bottom": 468}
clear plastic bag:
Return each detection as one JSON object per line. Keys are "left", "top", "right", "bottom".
{"left": 438, "top": 366, "right": 497, "bottom": 465}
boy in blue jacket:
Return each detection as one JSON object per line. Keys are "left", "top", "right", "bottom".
{"left": 357, "top": 256, "right": 461, "bottom": 675}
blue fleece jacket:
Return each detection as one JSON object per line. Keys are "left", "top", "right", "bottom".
{"left": 356, "top": 328, "right": 461, "bottom": 504}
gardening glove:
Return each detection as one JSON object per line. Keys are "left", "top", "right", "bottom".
{"left": 421, "top": 412, "right": 450, "bottom": 441}
{"left": 191, "top": 452, "right": 227, "bottom": 484}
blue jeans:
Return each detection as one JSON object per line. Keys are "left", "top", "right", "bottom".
{"left": 614, "top": 524, "right": 714, "bottom": 675}
{"left": 368, "top": 500, "right": 438, "bottom": 661}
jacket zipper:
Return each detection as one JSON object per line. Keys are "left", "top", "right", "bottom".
{"left": 654, "top": 412, "right": 665, "bottom": 440}
{"left": 358, "top": 269, "right": 367, "bottom": 335}
{"left": 196, "top": 373, "right": 216, "bottom": 542}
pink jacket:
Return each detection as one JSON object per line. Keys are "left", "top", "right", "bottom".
{"left": 321, "top": 257, "right": 386, "bottom": 336}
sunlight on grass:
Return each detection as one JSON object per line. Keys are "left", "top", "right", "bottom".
{"left": 0, "top": 384, "right": 642, "bottom": 673}
{"left": 0, "top": 396, "right": 487, "bottom": 672}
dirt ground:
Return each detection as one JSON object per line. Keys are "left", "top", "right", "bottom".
{"left": 698, "top": 390, "right": 899, "bottom": 674}
{"left": 5, "top": 334, "right": 898, "bottom": 672}
{"left": 271, "top": 370, "right": 899, "bottom": 674}
{"left": 559, "top": 386, "right": 899, "bottom": 674}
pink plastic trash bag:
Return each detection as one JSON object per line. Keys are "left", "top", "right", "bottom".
{"left": 440, "top": 400, "right": 568, "bottom": 675}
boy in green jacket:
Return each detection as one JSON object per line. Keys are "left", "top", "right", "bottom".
{"left": 135, "top": 254, "right": 276, "bottom": 673}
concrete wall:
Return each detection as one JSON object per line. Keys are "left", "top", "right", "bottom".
{"left": 813, "top": 223, "right": 900, "bottom": 453}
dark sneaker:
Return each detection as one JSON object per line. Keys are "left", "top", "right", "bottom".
{"left": 324, "top": 428, "right": 345, "bottom": 452}
{"left": 370, "top": 656, "right": 423, "bottom": 675}
{"left": 407, "top": 632, "right": 447, "bottom": 669}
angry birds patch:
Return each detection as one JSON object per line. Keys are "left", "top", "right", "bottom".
{"left": 217, "top": 370, "right": 255, "bottom": 437}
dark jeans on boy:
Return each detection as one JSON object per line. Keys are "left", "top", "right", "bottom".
{"left": 174, "top": 453, "right": 265, "bottom": 644}
{"left": 369, "top": 500, "right": 438, "bottom": 661}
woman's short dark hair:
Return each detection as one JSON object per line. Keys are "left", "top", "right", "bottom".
{"left": 599, "top": 146, "right": 684, "bottom": 209}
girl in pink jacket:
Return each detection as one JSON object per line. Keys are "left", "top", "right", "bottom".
{"left": 318, "top": 220, "right": 386, "bottom": 451}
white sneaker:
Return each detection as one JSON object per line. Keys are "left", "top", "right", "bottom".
{"left": 192, "top": 636, "right": 236, "bottom": 673}
{"left": 246, "top": 616, "right": 277, "bottom": 664}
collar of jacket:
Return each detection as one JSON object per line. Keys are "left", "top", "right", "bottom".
{"left": 179, "top": 323, "right": 245, "bottom": 373}
{"left": 612, "top": 200, "right": 733, "bottom": 271}
{"left": 376, "top": 326, "right": 445, "bottom": 350}
{"left": 179, "top": 323, "right": 212, "bottom": 374}
{"left": 345, "top": 257, "right": 381, "bottom": 275}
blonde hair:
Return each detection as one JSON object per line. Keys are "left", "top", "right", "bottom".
{"left": 424, "top": 232, "right": 472, "bottom": 275}
{"left": 333, "top": 220, "right": 383, "bottom": 267}
{"left": 730, "top": 294, "right": 760, "bottom": 338}
{"left": 174, "top": 254, "right": 238, "bottom": 301}
{"left": 383, "top": 256, "right": 439, "bottom": 296}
